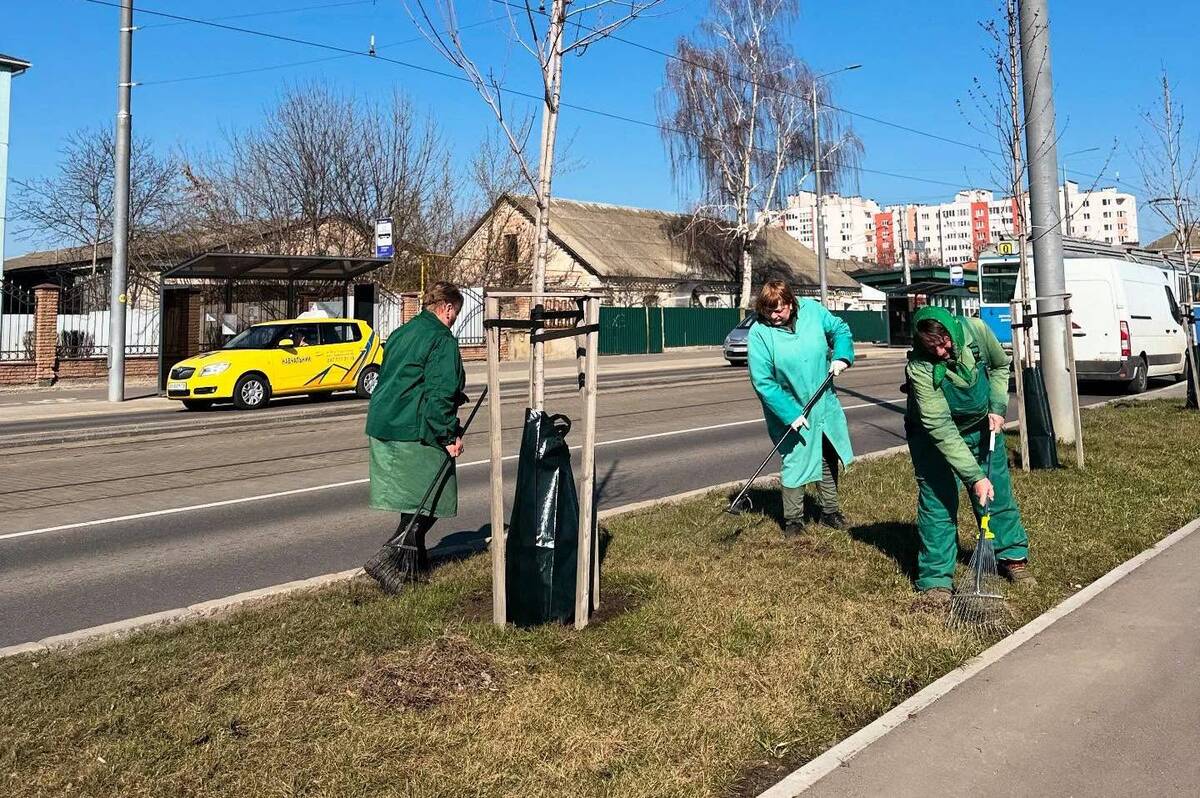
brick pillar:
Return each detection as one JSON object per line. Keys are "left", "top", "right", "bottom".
{"left": 186, "top": 290, "right": 204, "bottom": 357}
{"left": 402, "top": 293, "right": 422, "bottom": 323}
{"left": 32, "top": 283, "right": 60, "bottom": 386}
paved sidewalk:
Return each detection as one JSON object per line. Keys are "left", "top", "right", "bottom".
{"left": 797, "top": 519, "right": 1200, "bottom": 797}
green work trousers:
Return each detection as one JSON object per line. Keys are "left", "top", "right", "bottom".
{"left": 782, "top": 437, "right": 840, "bottom": 522}
{"left": 908, "top": 426, "right": 1028, "bottom": 591}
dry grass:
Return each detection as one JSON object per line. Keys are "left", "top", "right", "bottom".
{"left": 2, "top": 400, "right": 1199, "bottom": 798}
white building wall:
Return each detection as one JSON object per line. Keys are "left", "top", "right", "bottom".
{"left": 771, "top": 183, "right": 1140, "bottom": 268}
{"left": 773, "top": 191, "right": 881, "bottom": 262}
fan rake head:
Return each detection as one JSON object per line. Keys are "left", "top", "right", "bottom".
{"left": 947, "top": 530, "right": 1013, "bottom": 634}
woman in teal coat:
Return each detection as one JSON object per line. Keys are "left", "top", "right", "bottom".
{"left": 747, "top": 280, "right": 855, "bottom": 535}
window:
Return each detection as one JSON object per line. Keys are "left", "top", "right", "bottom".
{"left": 320, "top": 322, "right": 362, "bottom": 345}
{"left": 705, "top": 296, "right": 721, "bottom": 308}
{"left": 1165, "top": 285, "right": 1182, "bottom": 323}
{"left": 502, "top": 233, "right": 519, "bottom": 285}
{"left": 643, "top": 294, "right": 659, "bottom": 307}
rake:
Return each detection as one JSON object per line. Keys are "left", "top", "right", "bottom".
{"left": 364, "top": 388, "right": 488, "bottom": 595}
{"left": 948, "top": 429, "right": 1010, "bottom": 631}
{"left": 717, "top": 372, "right": 836, "bottom": 539}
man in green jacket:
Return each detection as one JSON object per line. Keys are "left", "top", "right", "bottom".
{"left": 905, "top": 306, "right": 1035, "bottom": 606}
{"left": 363, "top": 282, "right": 467, "bottom": 591}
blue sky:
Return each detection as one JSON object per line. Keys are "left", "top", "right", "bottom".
{"left": 5, "top": 0, "right": 1199, "bottom": 258}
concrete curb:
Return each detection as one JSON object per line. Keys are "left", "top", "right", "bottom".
{"left": 0, "top": 568, "right": 363, "bottom": 660}
{"left": 758, "top": 513, "right": 1200, "bottom": 798}
{"left": 0, "top": 443, "right": 914, "bottom": 661}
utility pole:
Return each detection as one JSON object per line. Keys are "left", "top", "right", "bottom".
{"left": 812, "top": 84, "right": 827, "bottom": 307}
{"left": 1019, "top": 0, "right": 1077, "bottom": 443}
{"left": 108, "top": 0, "right": 133, "bottom": 403}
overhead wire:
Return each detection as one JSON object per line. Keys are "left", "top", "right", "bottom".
{"left": 79, "top": 0, "right": 1005, "bottom": 194}
{"left": 140, "top": 15, "right": 508, "bottom": 87}
{"left": 139, "top": 0, "right": 377, "bottom": 29}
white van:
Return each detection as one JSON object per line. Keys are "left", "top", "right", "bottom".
{"left": 979, "top": 240, "right": 1190, "bottom": 394}
{"left": 1063, "top": 256, "right": 1188, "bottom": 391}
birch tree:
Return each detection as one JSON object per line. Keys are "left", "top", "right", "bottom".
{"left": 657, "top": 0, "right": 860, "bottom": 310}
{"left": 406, "top": 0, "right": 663, "bottom": 408}
{"left": 1136, "top": 71, "right": 1200, "bottom": 408}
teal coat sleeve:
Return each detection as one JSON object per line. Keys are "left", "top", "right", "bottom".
{"left": 748, "top": 324, "right": 803, "bottom": 424}
{"left": 820, "top": 305, "right": 856, "bottom": 366}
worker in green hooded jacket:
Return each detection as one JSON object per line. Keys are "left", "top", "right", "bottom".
{"left": 905, "top": 305, "right": 1035, "bottom": 605}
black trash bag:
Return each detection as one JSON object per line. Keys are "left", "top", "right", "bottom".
{"left": 1185, "top": 344, "right": 1199, "bottom": 410}
{"left": 506, "top": 408, "right": 581, "bottom": 627}
{"left": 1022, "top": 365, "right": 1060, "bottom": 470}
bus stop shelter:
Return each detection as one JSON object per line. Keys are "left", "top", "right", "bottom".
{"left": 157, "top": 252, "right": 392, "bottom": 389}
{"left": 879, "top": 282, "right": 978, "bottom": 346}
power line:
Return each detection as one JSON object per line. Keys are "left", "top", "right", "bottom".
{"left": 491, "top": 0, "right": 1138, "bottom": 197}
{"left": 139, "top": 0, "right": 377, "bottom": 30}
{"left": 80, "top": 0, "right": 1003, "bottom": 194}
{"left": 140, "top": 15, "right": 508, "bottom": 87}
{"left": 489, "top": 0, "right": 1003, "bottom": 159}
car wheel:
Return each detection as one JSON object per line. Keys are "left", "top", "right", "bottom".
{"left": 182, "top": 399, "right": 213, "bottom": 411}
{"left": 233, "top": 373, "right": 271, "bottom": 410}
{"left": 356, "top": 365, "right": 380, "bottom": 399}
{"left": 1126, "top": 357, "right": 1148, "bottom": 394}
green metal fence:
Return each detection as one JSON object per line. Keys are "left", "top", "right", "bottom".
{"left": 832, "top": 310, "right": 887, "bottom": 343}
{"left": 598, "top": 306, "right": 886, "bottom": 355}
{"left": 598, "top": 307, "right": 650, "bottom": 355}
{"left": 663, "top": 307, "right": 741, "bottom": 348}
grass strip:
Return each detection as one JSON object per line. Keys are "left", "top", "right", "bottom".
{"left": 3, "top": 399, "right": 1199, "bottom": 798}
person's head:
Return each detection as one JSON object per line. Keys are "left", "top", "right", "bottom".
{"left": 912, "top": 306, "right": 964, "bottom": 362}
{"left": 424, "top": 281, "right": 464, "bottom": 327}
{"left": 755, "top": 280, "right": 796, "bottom": 326}
{"left": 915, "top": 318, "right": 954, "bottom": 361}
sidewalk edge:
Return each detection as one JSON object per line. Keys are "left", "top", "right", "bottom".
{"left": 0, "top": 444, "right": 911, "bottom": 660}
{"left": 757, "top": 513, "right": 1200, "bottom": 798}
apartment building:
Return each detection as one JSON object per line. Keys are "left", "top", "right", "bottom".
{"left": 877, "top": 184, "right": 1139, "bottom": 267}
{"left": 769, "top": 191, "right": 881, "bottom": 262}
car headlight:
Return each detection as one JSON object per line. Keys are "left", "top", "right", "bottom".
{"left": 199, "top": 362, "right": 231, "bottom": 377}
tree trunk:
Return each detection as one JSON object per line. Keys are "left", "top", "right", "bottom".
{"left": 529, "top": 0, "right": 567, "bottom": 411}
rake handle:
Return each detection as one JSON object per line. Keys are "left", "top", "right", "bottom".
{"left": 726, "top": 372, "right": 836, "bottom": 513}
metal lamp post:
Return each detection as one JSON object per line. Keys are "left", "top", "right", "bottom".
{"left": 1058, "top": 146, "right": 1099, "bottom": 237}
{"left": 811, "top": 63, "right": 861, "bottom": 307}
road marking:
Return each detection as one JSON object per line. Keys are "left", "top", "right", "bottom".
{"left": 0, "top": 397, "right": 902, "bottom": 543}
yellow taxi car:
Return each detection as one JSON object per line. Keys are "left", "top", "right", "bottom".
{"left": 165, "top": 318, "right": 383, "bottom": 410}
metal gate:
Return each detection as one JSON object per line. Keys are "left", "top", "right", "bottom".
{"left": 0, "top": 283, "right": 35, "bottom": 361}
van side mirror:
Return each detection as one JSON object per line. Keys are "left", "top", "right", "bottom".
{"left": 278, "top": 338, "right": 295, "bottom": 348}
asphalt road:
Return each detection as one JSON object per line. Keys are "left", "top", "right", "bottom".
{"left": 0, "top": 356, "right": 1172, "bottom": 647}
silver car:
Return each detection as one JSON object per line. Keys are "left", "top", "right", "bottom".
{"left": 723, "top": 313, "right": 756, "bottom": 366}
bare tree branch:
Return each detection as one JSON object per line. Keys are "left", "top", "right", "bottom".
{"left": 657, "top": 0, "right": 861, "bottom": 309}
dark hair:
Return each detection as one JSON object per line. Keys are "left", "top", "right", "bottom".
{"left": 754, "top": 280, "right": 796, "bottom": 318}
{"left": 915, "top": 318, "right": 950, "bottom": 351}
{"left": 423, "top": 281, "right": 463, "bottom": 311}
